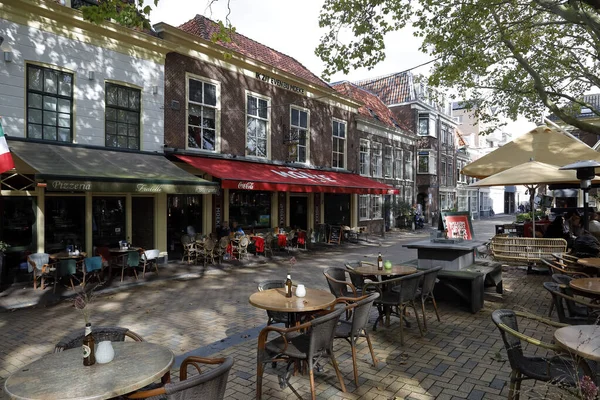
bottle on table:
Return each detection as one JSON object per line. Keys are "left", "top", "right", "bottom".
{"left": 285, "top": 274, "right": 293, "bottom": 298}
{"left": 377, "top": 252, "right": 383, "bottom": 270}
{"left": 83, "top": 323, "right": 96, "bottom": 366}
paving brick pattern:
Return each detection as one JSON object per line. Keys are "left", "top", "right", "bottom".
{"left": 0, "top": 220, "right": 577, "bottom": 399}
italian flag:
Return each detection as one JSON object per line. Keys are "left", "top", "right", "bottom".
{"left": 0, "top": 118, "right": 14, "bottom": 174}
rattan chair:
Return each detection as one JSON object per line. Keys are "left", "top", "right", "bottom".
{"left": 140, "top": 249, "right": 160, "bottom": 278}
{"left": 127, "top": 356, "right": 234, "bottom": 399}
{"left": 28, "top": 253, "right": 58, "bottom": 292}
{"left": 491, "top": 309, "right": 581, "bottom": 400}
{"left": 54, "top": 326, "right": 144, "bottom": 353}
{"left": 541, "top": 258, "right": 590, "bottom": 278}
{"left": 257, "top": 280, "right": 289, "bottom": 326}
{"left": 324, "top": 267, "right": 358, "bottom": 298}
{"left": 333, "top": 293, "right": 380, "bottom": 386}
{"left": 256, "top": 307, "right": 346, "bottom": 400}
{"left": 264, "top": 233, "right": 274, "bottom": 257}
{"left": 236, "top": 236, "right": 250, "bottom": 260}
{"left": 181, "top": 234, "right": 198, "bottom": 264}
{"left": 365, "top": 271, "right": 425, "bottom": 345}
{"left": 417, "top": 266, "right": 442, "bottom": 330}
{"left": 199, "top": 238, "right": 216, "bottom": 266}
{"left": 543, "top": 282, "right": 600, "bottom": 325}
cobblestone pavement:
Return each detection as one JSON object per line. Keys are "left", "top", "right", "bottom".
{"left": 0, "top": 216, "right": 573, "bottom": 399}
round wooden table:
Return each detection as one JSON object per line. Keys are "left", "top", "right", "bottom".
{"left": 554, "top": 325, "right": 600, "bottom": 361}
{"left": 351, "top": 264, "right": 417, "bottom": 276}
{"left": 50, "top": 252, "right": 87, "bottom": 260}
{"left": 577, "top": 258, "right": 600, "bottom": 269}
{"left": 4, "top": 342, "right": 173, "bottom": 400}
{"left": 569, "top": 278, "right": 600, "bottom": 296}
{"left": 249, "top": 287, "right": 336, "bottom": 313}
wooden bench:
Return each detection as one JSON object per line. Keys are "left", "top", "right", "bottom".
{"left": 490, "top": 236, "right": 567, "bottom": 271}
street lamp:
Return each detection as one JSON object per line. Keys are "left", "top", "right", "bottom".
{"left": 559, "top": 160, "right": 600, "bottom": 231}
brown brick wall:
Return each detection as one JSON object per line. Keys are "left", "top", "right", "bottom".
{"left": 164, "top": 52, "right": 357, "bottom": 170}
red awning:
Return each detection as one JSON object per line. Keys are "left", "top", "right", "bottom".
{"left": 175, "top": 155, "right": 399, "bottom": 194}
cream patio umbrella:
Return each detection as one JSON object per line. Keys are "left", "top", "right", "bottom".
{"left": 461, "top": 125, "right": 600, "bottom": 179}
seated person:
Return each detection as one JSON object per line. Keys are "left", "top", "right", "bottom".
{"left": 232, "top": 221, "right": 245, "bottom": 237}
{"left": 544, "top": 215, "right": 571, "bottom": 242}
{"left": 566, "top": 212, "right": 583, "bottom": 238}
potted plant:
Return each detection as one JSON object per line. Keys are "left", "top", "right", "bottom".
{"left": 394, "top": 201, "right": 413, "bottom": 228}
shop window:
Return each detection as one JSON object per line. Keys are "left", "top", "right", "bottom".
{"left": 359, "top": 195, "right": 369, "bottom": 220}
{"left": 0, "top": 196, "right": 35, "bottom": 248}
{"left": 45, "top": 196, "right": 85, "bottom": 252}
{"left": 246, "top": 94, "right": 269, "bottom": 158}
{"left": 394, "top": 148, "right": 403, "bottom": 179}
{"left": 359, "top": 139, "right": 370, "bottom": 176}
{"left": 290, "top": 107, "right": 308, "bottom": 163}
{"left": 383, "top": 145, "right": 393, "bottom": 177}
{"left": 417, "top": 151, "right": 436, "bottom": 174}
{"left": 371, "top": 195, "right": 383, "bottom": 219}
{"left": 187, "top": 76, "right": 218, "bottom": 151}
{"left": 27, "top": 64, "right": 73, "bottom": 142}
{"left": 92, "top": 197, "right": 126, "bottom": 247}
{"left": 372, "top": 142, "right": 383, "bottom": 177}
{"left": 404, "top": 151, "right": 413, "bottom": 180}
{"left": 105, "top": 83, "right": 141, "bottom": 150}
{"left": 229, "top": 190, "right": 271, "bottom": 229}
{"left": 332, "top": 120, "right": 346, "bottom": 169}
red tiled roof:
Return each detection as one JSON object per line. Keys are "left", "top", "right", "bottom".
{"left": 332, "top": 82, "right": 411, "bottom": 132}
{"left": 178, "top": 15, "right": 330, "bottom": 89}
{"left": 354, "top": 72, "right": 412, "bottom": 106}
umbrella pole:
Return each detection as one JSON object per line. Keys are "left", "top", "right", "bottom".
{"left": 529, "top": 185, "right": 536, "bottom": 237}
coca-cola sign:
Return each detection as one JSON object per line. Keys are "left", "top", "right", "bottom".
{"left": 238, "top": 181, "right": 255, "bottom": 190}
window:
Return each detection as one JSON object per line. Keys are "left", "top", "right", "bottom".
{"left": 441, "top": 161, "right": 446, "bottom": 186}
{"left": 441, "top": 124, "right": 448, "bottom": 144}
{"left": 405, "top": 186, "right": 413, "bottom": 204}
{"left": 418, "top": 116, "right": 429, "bottom": 136}
{"left": 27, "top": 64, "right": 73, "bottom": 142}
{"left": 359, "top": 195, "right": 369, "bottom": 220}
{"left": 371, "top": 195, "right": 383, "bottom": 219}
{"left": 290, "top": 107, "right": 308, "bottom": 163}
{"left": 229, "top": 190, "right": 272, "bottom": 229}
{"left": 383, "top": 146, "right": 393, "bottom": 177}
{"left": 372, "top": 143, "right": 383, "bottom": 177}
{"left": 359, "top": 139, "right": 370, "bottom": 176}
{"left": 187, "top": 77, "right": 217, "bottom": 151}
{"left": 105, "top": 83, "right": 140, "bottom": 149}
{"left": 394, "top": 148, "right": 403, "bottom": 179}
{"left": 418, "top": 151, "right": 436, "bottom": 174}
{"left": 447, "top": 160, "right": 453, "bottom": 186}
{"left": 332, "top": 120, "right": 346, "bottom": 169}
{"left": 404, "top": 151, "right": 413, "bottom": 180}
{"left": 246, "top": 94, "right": 269, "bottom": 158}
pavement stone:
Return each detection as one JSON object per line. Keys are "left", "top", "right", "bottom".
{"left": 0, "top": 216, "right": 581, "bottom": 399}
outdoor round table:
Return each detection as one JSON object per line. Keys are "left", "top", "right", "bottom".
{"left": 352, "top": 264, "right": 417, "bottom": 276}
{"left": 4, "top": 342, "right": 173, "bottom": 400}
{"left": 50, "top": 252, "right": 87, "bottom": 260}
{"left": 569, "top": 278, "right": 600, "bottom": 297}
{"left": 249, "top": 287, "right": 336, "bottom": 325}
{"left": 577, "top": 258, "right": 600, "bottom": 269}
{"left": 554, "top": 325, "right": 600, "bottom": 362}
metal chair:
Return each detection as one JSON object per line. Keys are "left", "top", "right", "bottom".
{"left": 257, "top": 280, "right": 289, "bottom": 326}
{"left": 126, "top": 357, "right": 234, "bottom": 399}
{"left": 333, "top": 293, "right": 380, "bottom": 386}
{"left": 491, "top": 309, "right": 581, "bottom": 400}
{"left": 417, "top": 266, "right": 442, "bottom": 331}
{"left": 58, "top": 259, "right": 80, "bottom": 291}
{"left": 365, "top": 271, "right": 425, "bottom": 345}
{"left": 547, "top": 274, "right": 574, "bottom": 317}
{"left": 543, "top": 281, "right": 600, "bottom": 325}
{"left": 54, "top": 326, "right": 143, "bottom": 352}
{"left": 256, "top": 307, "right": 346, "bottom": 400}
{"left": 323, "top": 267, "right": 358, "bottom": 298}
{"left": 28, "top": 253, "right": 58, "bottom": 292}
{"left": 140, "top": 249, "right": 160, "bottom": 278}
{"left": 541, "top": 258, "right": 589, "bottom": 278}
{"left": 114, "top": 250, "right": 140, "bottom": 282}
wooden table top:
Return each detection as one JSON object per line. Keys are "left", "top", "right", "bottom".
{"left": 577, "top": 258, "right": 600, "bottom": 268}
{"left": 50, "top": 252, "right": 87, "bottom": 260}
{"left": 554, "top": 325, "right": 600, "bottom": 361}
{"left": 569, "top": 278, "right": 600, "bottom": 296}
{"left": 109, "top": 247, "right": 141, "bottom": 254}
{"left": 351, "top": 264, "right": 417, "bottom": 276}
{"left": 4, "top": 342, "right": 173, "bottom": 400}
{"left": 249, "top": 287, "right": 336, "bottom": 312}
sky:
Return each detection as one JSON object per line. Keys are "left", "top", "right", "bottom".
{"left": 145, "top": 0, "right": 535, "bottom": 135}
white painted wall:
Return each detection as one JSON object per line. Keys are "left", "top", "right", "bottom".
{"left": 0, "top": 18, "right": 164, "bottom": 152}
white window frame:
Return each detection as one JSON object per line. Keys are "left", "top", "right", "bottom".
{"left": 185, "top": 73, "right": 220, "bottom": 152}
{"left": 383, "top": 145, "right": 393, "bottom": 178}
{"left": 417, "top": 150, "right": 437, "bottom": 174}
{"left": 359, "top": 194, "right": 370, "bottom": 221}
{"left": 245, "top": 91, "right": 270, "bottom": 159}
{"left": 371, "top": 195, "right": 383, "bottom": 219}
{"left": 394, "top": 148, "right": 403, "bottom": 180}
{"left": 418, "top": 114, "right": 437, "bottom": 138}
{"left": 332, "top": 118, "right": 347, "bottom": 169}
{"left": 359, "top": 139, "right": 370, "bottom": 176}
{"left": 441, "top": 159, "right": 447, "bottom": 186}
{"left": 289, "top": 106, "right": 310, "bottom": 163}
{"left": 372, "top": 142, "right": 383, "bottom": 178}
{"left": 404, "top": 186, "right": 413, "bottom": 204}
{"left": 404, "top": 151, "right": 413, "bottom": 181}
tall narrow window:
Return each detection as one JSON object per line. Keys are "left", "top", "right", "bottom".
{"left": 105, "top": 83, "right": 141, "bottom": 150}
{"left": 371, "top": 195, "right": 383, "bottom": 219}
{"left": 404, "top": 151, "right": 413, "bottom": 180}
{"left": 359, "top": 195, "right": 369, "bottom": 220}
{"left": 246, "top": 94, "right": 269, "bottom": 158}
{"left": 290, "top": 107, "right": 308, "bottom": 163}
{"left": 187, "top": 77, "right": 217, "bottom": 151}
{"left": 27, "top": 64, "right": 73, "bottom": 142}
{"left": 383, "top": 145, "right": 393, "bottom": 177}
{"left": 359, "top": 139, "right": 370, "bottom": 176}
{"left": 447, "top": 160, "right": 454, "bottom": 186}
{"left": 441, "top": 160, "right": 446, "bottom": 186}
{"left": 332, "top": 120, "right": 346, "bottom": 169}
{"left": 372, "top": 142, "right": 383, "bottom": 177}
{"left": 394, "top": 148, "right": 403, "bottom": 179}
{"left": 418, "top": 154, "right": 429, "bottom": 174}
{"left": 418, "top": 116, "right": 429, "bottom": 136}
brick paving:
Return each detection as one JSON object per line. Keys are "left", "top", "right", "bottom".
{"left": 0, "top": 217, "right": 577, "bottom": 399}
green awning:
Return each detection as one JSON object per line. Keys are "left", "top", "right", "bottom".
{"left": 8, "top": 140, "right": 218, "bottom": 194}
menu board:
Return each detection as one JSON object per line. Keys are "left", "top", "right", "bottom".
{"left": 329, "top": 225, "right": 342, "bottom": 244}
{"left": 441, "top": 211, "right": 474, "bottom": 240}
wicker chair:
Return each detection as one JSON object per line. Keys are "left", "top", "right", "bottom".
{"left": 491, "top": 309, "right": 581, "bottom": 400}
{"left": 256, "top": 307, "right": 346, "bottom": 400}
{"left": 417, "top": 266, "right": 442, "bottom": 331}
{"left": 140, "top": 249, "right": 160, "bottom": 278}
{"left": 214, "top": 236, "right": 229, "bottom": 263}
{"left": 127, "top": 356, "right": 234, "bottom": 399}
{"left": 541, "top": 258, "right": 590, "bottom": 278}
{"left": 546, "top": 274, "right": 575, "bottom": 317}
{"left": 365, "top": 271, "right": 425, "bottom": 345}
{"left": 323, "top": 267, "right": 358, "bottom": 298}
{"left": 264, "top": 233, "right": 274, "bottom": 257}
{"left": 199, "top": 238, "right": 216, "bottom": 266}
{"left": 54, "top": 326, "right": 144, "bottom": 353}
{"left": 181, "top": 234, "right": 198, "bottom": 264}
{"left": 236, "top": 236, "right": 250, "bottom": 260}
{"left": 543, "top": 282, "right": 600, "bottom": 325}
{"left": 333, "top": 293, "right": 380, "bottom": 386}
{"left": 257, "top": 280, "right": 289, "bottom": 326}
{"left": 28, "top": 253, "right": 58, "bottom": 292}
